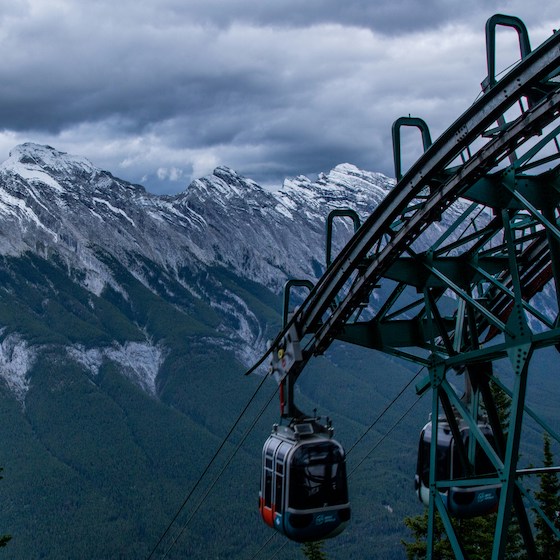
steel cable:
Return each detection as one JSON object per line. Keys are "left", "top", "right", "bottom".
{"left": 146, "top": 371, "right": 274, "bottom": 559}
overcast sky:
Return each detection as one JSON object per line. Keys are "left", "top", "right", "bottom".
{"left": 0, "top": 1, "right": 558, "bottom": 194}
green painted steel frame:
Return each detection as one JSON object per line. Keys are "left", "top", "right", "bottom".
{"left": 326, "top": 209, "right": 361, "bottom": 269}
{"left": 261, "top": 15, "right": 560, "bottom": 559}
{"left": 347, "top": 22, "right": 560, "bottom": 558}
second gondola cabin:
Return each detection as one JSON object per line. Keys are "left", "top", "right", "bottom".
{"left": 415, "top": 417, "right": 500, "bottom": 518}
{"left": 259, "top": 421, "right": 350, "bottom": 542}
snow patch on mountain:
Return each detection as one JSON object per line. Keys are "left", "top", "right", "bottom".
{"left": 68, "top": 342, "right": 166, "bottom": 395}
{"left": 12, "top": 166, "right": 64, "bottom": 193}
{"left": 0, "top": 334, "right": 35, "bottom": 403}
{"left": 211, "top": 290, "right": 266, "bottom": 364}
{"left": 0, "top": 188, "right": 59, "bottom": 241}
{"left": 93, "top": 197, "right": 136, "bottom": 227}
{"left": 67, "top": 346, "right": 104, "bottom": 376}
{"left": 3, "top": 143, "right": 95, "bottom": 179}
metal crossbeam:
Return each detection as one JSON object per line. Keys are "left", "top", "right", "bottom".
{"left": 261, "top": 16, "right": 560, "bottom": 559}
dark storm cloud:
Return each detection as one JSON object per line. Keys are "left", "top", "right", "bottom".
{"left": 0, "top": 1, "right": 557, "bottom": 193}
{"left": 137, "top": 0, "right": 542, "bottom": 34}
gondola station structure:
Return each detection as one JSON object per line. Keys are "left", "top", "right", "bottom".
{"left": 253, "top": 14, "right": 560, "bottom": 559}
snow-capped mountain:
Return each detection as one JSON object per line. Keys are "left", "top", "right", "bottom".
{"left": 0, "top": 143, "right": 395, "bottom": 402}
{"left": 0, "top": 143, "right": 393, "bottom": 284}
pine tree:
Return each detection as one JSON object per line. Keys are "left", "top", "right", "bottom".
{"left": 402, "top": 509, "right": 530, "bottom": 559}
{"left": 0, "top": 468, "right": 10, "bottom": 548}
{"left": 402, "top": 509, "right": 454, "bottom": 559}
{"left": 402, "top": 509, "right": 502, "bottom": 559}
{"left": 533, "top": 433, "right": 560, "bottom": 559}
{"left": 301, "top": 540, "right": 328, "bottom": 560}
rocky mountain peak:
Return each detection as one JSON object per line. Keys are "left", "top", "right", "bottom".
{"left": 4, "top": 142, "right": 96, "bottom": 180}
{"left": 0, "top": 142, "right": 401, "bottom": 293}
{"left": 183, "top": 165, "right": 267, "bottom": 207}
{"left": 212, "top": 165, "right": 261, "bottom": 189}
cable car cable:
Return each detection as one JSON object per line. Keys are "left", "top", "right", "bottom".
{"left": 159, "top": 384, "right": 279, "bottom": 559}
{"left": 146, "top": 372, "right": 273, "bottom": 559}
{"left": 345, "top": 367, "right": 424, "bottom": 457}
{"left": 268, "top": 540, "right": 289, "bottom": 560}
{"left": 348, "top": 395, "right": 424, "bottom": 478}
{"left": 247, "top": 533, "right": 279, "bottom": 560}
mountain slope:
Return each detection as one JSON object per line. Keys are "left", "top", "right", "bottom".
{"left": 1, "top": 144, "right": 556, "bottom": 559}
{"left": 0, "top": 144, "right": 421, "bottom": 559}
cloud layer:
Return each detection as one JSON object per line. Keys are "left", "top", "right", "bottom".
{"left": 0, "top": 1, "right": 558, "bottom": 193}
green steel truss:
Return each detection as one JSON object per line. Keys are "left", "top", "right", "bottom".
{"left": 265, "top": 14, "right": 560, "bottom": 559}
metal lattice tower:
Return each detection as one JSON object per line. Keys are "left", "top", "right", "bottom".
{"left": 264, "top": 14, "right": 560, "bottom": 559}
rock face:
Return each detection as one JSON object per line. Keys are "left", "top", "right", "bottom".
{"left": 0, "top": 143, "right": 394, "bottom": 286}
{"left": 0, "top": 143, "right": 396, "bottom": 399}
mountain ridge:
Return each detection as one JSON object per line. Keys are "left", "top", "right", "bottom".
{"left": 0, "top": 142, "right": 394, "bottom": 280}
{"left": 0, "top": 142, "right": 395, "bottom": 404}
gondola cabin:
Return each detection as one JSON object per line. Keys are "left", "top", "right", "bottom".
{"left": 259, "top": 422, "right": 350, "bottom": 542}
{"left": 415, "top": 418, "right": 500, "bottom": 518}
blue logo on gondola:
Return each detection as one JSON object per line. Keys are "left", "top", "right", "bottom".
{"left": 316, "top": 514, "right": 336, "bottom": 526}
{"left": 477, "top": 491, "right": 494, "bottom": 503}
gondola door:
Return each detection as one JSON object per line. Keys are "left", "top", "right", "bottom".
{"left": 260, "top": 435, "right": 290, "bottom": 531}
